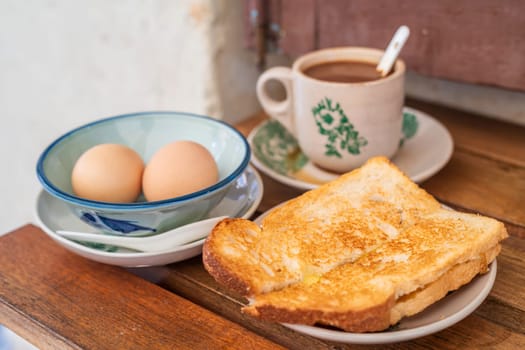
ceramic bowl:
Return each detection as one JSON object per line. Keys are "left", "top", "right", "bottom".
{"left": 36, "top": 111, "right": 250, "bottom": 236}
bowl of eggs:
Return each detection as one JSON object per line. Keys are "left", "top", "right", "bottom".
{"left": 36, "top": 111, "right": 250, "bottom": 236}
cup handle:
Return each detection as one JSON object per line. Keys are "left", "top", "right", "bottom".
{"left": 256, "top": 67, "right": 295, "bottom": 135}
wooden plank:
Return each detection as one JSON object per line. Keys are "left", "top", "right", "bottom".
{"left": 280, "top": 0, "right": 317, "bottom": 56}
{"left": 277, "top": 0, "right": 525, "bottom": 91}
{"left": 408, "top": 99, "right": 525, "bottom": 167}
{"left": 421, "top": 151, "right": 525, "bottom": 235}
{"left": 0, "top": 225, "right": 284, "bottom": 350}
{"left": 405, "top": 313, "right": 525, "bottom": 349}
{"left": 157, "top": 259, "right": 336, "bottom": 350}
{"left": 489, "top": 236, "right": 525, "bottom": 311}
{"left": 255, "top": 173, "right": 304, "bottom": 213}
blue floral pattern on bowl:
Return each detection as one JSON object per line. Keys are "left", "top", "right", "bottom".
{"left": 80, "top": 212, "right": 156, "bottom": 234}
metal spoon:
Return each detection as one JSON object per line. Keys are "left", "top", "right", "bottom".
{"left": 56, "top": 216, "right": 227, "bottom": 252}
{"left": 376, "top": 25, "right": 410, "bottom": 77}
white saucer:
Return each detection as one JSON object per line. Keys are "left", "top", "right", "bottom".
{"left": 253, "top": 207, "right": 496, "bottom": 344}
{"left": 248, "top": 107, "right": 454, "bottom": 190}
{"left": 34, "top": 165, "right": 264, "bottom": 267}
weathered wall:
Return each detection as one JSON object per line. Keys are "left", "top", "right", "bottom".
{"left": 0, "top": 0, "right": 288, "bottom": 234}
{"left": 245, "top": 0, "right": 525, "bottom": 126}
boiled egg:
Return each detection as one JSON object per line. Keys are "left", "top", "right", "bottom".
{"left": 142, "top": 140, "right": 219, "bottom": 201}
{"left": 71, "top": 143, "right": 144, "bottom": 203}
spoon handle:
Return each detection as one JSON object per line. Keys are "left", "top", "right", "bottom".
{"left": 157, "top": 216, "right": 228, "bottom": 248}
{"left": 56, "top": 230, "right": 152, "bottom": 251}
{"left": 56, "top": 216, "right": 227, "bottom": 252}
{"left": 376, "top": 25, "right": 410, "bottom": 77}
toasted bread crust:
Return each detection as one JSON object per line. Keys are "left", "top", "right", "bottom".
{"left": 390, "top": 244, "right": 501, "bottom": 324}
{"left": 202, "top": 218, "right": 254, "bottom": 296}
{"left": 245, "top": 293, "right": 395, "bottom": 333}
{"left": 202, "top": 157, "right": 509, "bottom": 332}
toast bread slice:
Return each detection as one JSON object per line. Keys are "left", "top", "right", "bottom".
{"left": 202, "top": 156, "right": 508, "bottom": 332}
{"left": 204, "top": 157, "right": 441, "bottom": 296}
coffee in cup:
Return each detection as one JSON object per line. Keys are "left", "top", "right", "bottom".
{"left": 303, "top": 60, "right": 387, "bottom": 83}
{"left": 256, "top": 47, "right": 405, "bottom": 173}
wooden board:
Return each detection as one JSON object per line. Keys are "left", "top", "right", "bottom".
{"left": 246, "top": 0, "right": 525, "bottom": 91}
{"left": 0, "top": 225, "right": 283, "bottom": 350}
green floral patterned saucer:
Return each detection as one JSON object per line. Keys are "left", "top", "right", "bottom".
{"left": 248, "top": 107, "right": 453, "bottom": 190}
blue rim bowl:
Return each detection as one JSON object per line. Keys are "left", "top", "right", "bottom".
{"left": 36, "top": 111, "right": 250, "bottom": 236}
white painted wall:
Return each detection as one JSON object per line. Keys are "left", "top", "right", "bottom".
{"left": 0, "top": 0, "right": 290, "bottom": 234}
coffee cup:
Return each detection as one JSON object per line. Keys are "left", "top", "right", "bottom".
{"left": 256, "top": 47, "right": 405, "bottom": 173}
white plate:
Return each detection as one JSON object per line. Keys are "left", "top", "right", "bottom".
{"left": 34, "top": 165, "right": 264, "bottom": 267}
{"left": 253, "top": 208, "right": 496, "bottom": 344}
{"left": 248, "top": 107, "right": 453, "bottom": 190}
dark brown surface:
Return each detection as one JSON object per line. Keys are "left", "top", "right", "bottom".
{"left": 1, "top": 99, "right": 525, "bottom": 349}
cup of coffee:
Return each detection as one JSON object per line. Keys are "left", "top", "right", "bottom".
{"left": 256, "top": 47, "right": 405, "bottom": 173}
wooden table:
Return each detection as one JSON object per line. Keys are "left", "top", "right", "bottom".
{"left": 1, "top": 100, "right": 524, "bottom": 349}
